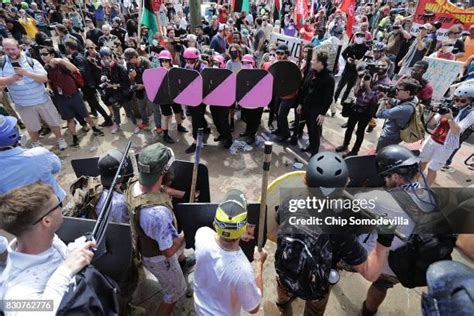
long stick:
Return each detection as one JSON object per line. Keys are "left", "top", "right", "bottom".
{"left": 258, "top": 142, "right": 273, "bottom": 251}
{"left": 189, "top": 128, "right": 204, "bottom": 202}
{"left": 92, "top": 139, "right": 132, "bottom": 245}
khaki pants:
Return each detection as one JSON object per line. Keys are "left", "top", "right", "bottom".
{"left": 275, "top": 277, "right": 331, "bottom": 316}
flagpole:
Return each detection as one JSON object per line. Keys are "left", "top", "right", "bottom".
{"left": 137, "top": 0, "right": 143, "bottom": 40}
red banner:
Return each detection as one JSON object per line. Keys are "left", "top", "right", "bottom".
{"left": 340, "top": 0, "right": 355, "bottom": 38}
{"left": 413, "top": 0, "right": 474, "bottom": 38}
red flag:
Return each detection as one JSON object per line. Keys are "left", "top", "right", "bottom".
{"left": 295, "top": 0, "right": 309, "bottom": 30}
{"left": 340, "top": 0, "right": 355, "bottom": 37}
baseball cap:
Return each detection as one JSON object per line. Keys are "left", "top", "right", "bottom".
{"left": 431, "top": 21, "right": 442, "bottom": 29}
{"left": 218, "top": 23, "right": 228, "bottom": 31}
{"left": 214, "top": 189, "right": 248, "bottom": 240}
{"left": 276, "top": 44, "right": 289, "bottom": 54}
{"left": 98, "top": 149, "right": 125, "bottom": 188}
{"left": 138, "top": 143, "right": 174, "bottom": 187}
{"left": 419, "top": 23, "right": 432, "bottom": 31}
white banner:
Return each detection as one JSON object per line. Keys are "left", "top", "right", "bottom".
{"left": 422, "top": 57, "right": 464, "bottom": 100}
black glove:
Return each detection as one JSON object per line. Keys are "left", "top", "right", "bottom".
{"left": 377, "top": 233, "right": 395, "bottom": 247}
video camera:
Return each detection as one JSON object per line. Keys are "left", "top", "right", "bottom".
{"left": 357, "top": 61, "right": 377, "bottom": 81}
{"left": 429, "top": 97, "right": 459, "bottom": 116}
{"left": 377, "top": 85, "right": 397, "bottom": 98}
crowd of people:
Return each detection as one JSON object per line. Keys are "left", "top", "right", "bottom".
{"left": 0, "top": 0, "right": 473, "bottom": 315}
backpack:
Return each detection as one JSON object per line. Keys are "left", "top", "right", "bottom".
{"left": 71, "top": 69, "right": 85, "bottom": 89}
{"left": 275, "top": 232, "right": 333, "bottom": 300}
{"left": 387, "top": 190, "right": 456, "bottom": 288}
{"left": 63, "top": 176, "right": 103, "bottom": 219}
{"left": 0, "top": 55, "right": 35, "bottom": 73}
{"left": 400, "top": 101, "right": 425, "bottom": 143}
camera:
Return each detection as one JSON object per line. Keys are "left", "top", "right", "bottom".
{"left": 357, "top": 61, "right": 377, "bottom": 81}
{"left": 429, "top": 98, "right": 459, "bottom": 116}
{"left": 377, "top": 85, "right": 397, "bottom": 98}
{"left": 98, "top": 75, "right": 110, "bottom": 89}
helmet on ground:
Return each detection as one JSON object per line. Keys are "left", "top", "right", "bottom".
{"left": 98, "top": 149, "right": 131, "bottom": 188}
{"left": 0, "top": 115, "right": 20, "bottom": 147}
{"left": 375, "top": 145, "right": 420, "bottom": 176}
{"left": 306, "top": 152, "right": 348, "bottom": 196}
{"left": 158, "top": 49, "right": 172, "bottom": 60}
{"left": 99, "top": 47, "right": 113, "bottom": 58}
{"left": 138, "top": 143, "right": 175, "bottom": 187}
{"left": 242, "top": 54, "right": 256, "bottom": 67}
{"left": 453, "top": 82, "right": 474, "bottom": 99}
{"left": 183, "top": 47, "right": 200, "bottom": 60}
{"left": 214, "top": 190, "right": 248, "bottom": 240}
{"left": 213, "top": 54, "right": 225, "bottom": 68}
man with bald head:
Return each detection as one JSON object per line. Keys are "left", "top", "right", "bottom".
{"left": 0, "top": 39, "right": 66, "bottom": 149}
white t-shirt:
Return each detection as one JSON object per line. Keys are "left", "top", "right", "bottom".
{"left": 193, "top": 227, "right": 261, "bottom": 316}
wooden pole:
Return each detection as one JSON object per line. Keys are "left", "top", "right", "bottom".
{"left": 258, "top": 141, "right": 273, "bottom": 251}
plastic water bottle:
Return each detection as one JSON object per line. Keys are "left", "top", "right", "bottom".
{"left": 328, "top": 269, "right": 340, "bottom": 285}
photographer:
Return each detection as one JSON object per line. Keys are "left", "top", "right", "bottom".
{"left": 420, "top": 82, "right": 474, "bottom": 185}
{"left": 336, "top": 57, "right": 392, "bottom": 158}
{"left": 375, "top": 78, "right": 419, "bottom": 152}
{"left": 98, "top": 47, "right": 138, "bottom": 134}
{"left": 124, "top": 48, "right": 162, "bottom": 133}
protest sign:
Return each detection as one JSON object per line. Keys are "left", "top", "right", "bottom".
{"left": 422, "top": 57, "right": 464, "bottom": 100}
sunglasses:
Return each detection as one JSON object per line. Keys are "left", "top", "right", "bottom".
{"left": 40, "top": 52, "right": 49, "bottom": 56}
{"left": 454, "top": 97, "right": 469, "bottom": 104}
{"left": 32, "top": 197, "right": 63, "bottom": 225}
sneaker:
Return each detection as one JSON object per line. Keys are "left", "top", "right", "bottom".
{"left": 289, "top": 136, "right": 298, "bottom": 146}
{"left": 72, "top": 137, "right": 80, "bottom": 147}
{"left": 163, "top": 134, "right": 175, "bottom": 144}
{"left": 57, "top": 138, "right": 68, "bottom": 151}
{"left": 81, "top": 125, "right": 90, "bottom": 132}
{"left": 441, "top": 166, "right": 456, "bottom": 173}
{"left": 246, "top": 136, "right": 255, "bottom": 145}
{"left": 341, "top": 122, "right": 348, "bottom": 128}
{"left": 343, "top": 151, "right": 357, "bottom": 158}
{"left": 137, "top": 122, "right": 149, "bottom": 129}
{"left": 185, "top": 143, "right": 196, "bottom": 154}
{"left": 214, "top": 135, "right": 224, "bottom": 142}
{"left": 203, "top": 127, "right": 211, "bottom": 134}
{"left": 93, "top": 128, "right": 104, "bottom": 136}
{"left": 179, "top": 254, "right": 196, "bottom": 275}
{"left": 223, "top": 139, "right": 233, "bottom": 149}
{"left": 335, "top": 145, "right": 348, "bottom": 152}
{"left": 271, "top": 129, "right": 280, "bottom": 135}
{"left": 39, "top": 126, "right": 51, "bottom": 136}
{"left": 133, "top": 126, "right": 140, "bottom": 134}
{"left": 100, "top": 120, "right": 114, "bottom": 127}
{"left": 177, "top": 124, "right": 188, "bottom": 133}
{"left": 366, "top": 126, "right": 374, "bottom": 133}
{"left": 111, "top": 125, "right": 120, "bottom": 134}
{"left": 155, "top": 127, "right": 163, "bottom": 134}
{"left": 30, "top": 140, "right": 42, "bottom": 148}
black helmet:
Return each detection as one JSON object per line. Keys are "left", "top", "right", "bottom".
{"left": 99, "top": 47, "right": 113, "bottom": 58}
{"left": 98, "top": 149, "right": 132, "bottom": 188}
{"left": 306, "top": 152, "right": 348, "bottom": 194}
{"left": 375, "top": 145, "right": 420, "bottom": 176}
{"left": 113, "top": 17, "right": 122, "bottom": 26}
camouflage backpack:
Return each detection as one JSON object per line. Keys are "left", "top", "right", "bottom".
{"left": 63, "top": 176, "right": 103, "bottom": 219}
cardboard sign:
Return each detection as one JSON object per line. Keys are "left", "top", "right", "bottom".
{"left": 313, "top": 42, "right": 343, "bottom": 74}
{"left": 412, "top": 0, "right": 474, "bottom": 40}
{"left": 422, "top": 57, "right": 464, "bottom": 100}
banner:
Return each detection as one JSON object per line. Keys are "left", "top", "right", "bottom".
{"left": 270, "top": 33, "right": 342, "bottom": 72}
{"left": 422, "top": 57, "right": 464, "bottom": 100}
{"left": 413, "top": 0, "right": 474, "bottom": 39}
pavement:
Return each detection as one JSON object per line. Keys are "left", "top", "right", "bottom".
{"left": 3, "top": 101, "right": 473, "bottom": 315}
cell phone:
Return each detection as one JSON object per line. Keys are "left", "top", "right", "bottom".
{"left": 11, "top": 62, "right": 21, "bottom": 68}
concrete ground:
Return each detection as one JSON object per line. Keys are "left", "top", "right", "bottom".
{"left": 3, "top": 101, "right": 473, "bottom": 315}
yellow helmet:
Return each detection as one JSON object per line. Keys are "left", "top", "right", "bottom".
{"left": 214, "top": 190, "right": 248, "bottom": 240}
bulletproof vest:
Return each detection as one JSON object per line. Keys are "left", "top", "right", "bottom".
{"left": 126, "top": 179, "right": 175, "bottom": 258}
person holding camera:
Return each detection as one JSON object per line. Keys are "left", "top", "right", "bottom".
{"left": 375, "top": 78, "right": 419, "bottom": 152}
{"left": 336, "top": 57, "right": 392, "bottom": 158}
{"left": 420, "top": 82, "right": 474, "bottom": 185}
{"left": 124, "top": 48, "right": 163, "bottom": 134}
{"left": 98, "top": 47, "right": 138, "bottom": 134}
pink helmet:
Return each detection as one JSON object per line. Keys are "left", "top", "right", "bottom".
{"left": 213, "top": 54, "right": 225, "bottom": 68}
{"left": 158, "top": 49, "right": 172, "bottom": 60}
{"left": 183, "top": 47, "right": 200, "bottom": 60}
{"left": 242, "top": 54, "right": 256, "bottom": 67}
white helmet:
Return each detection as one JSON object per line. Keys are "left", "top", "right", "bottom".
{"left": 454, "top": 82, "right": 474, "bottom": 99}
